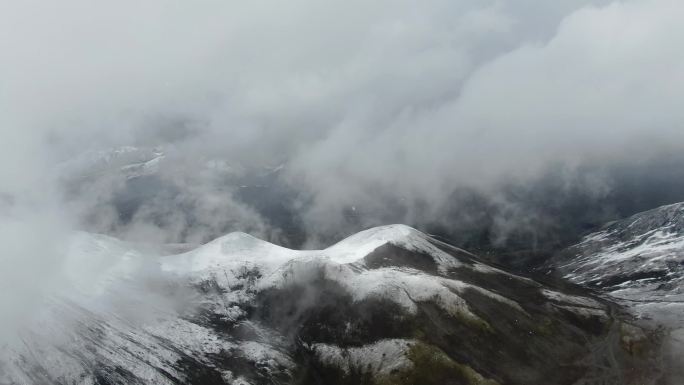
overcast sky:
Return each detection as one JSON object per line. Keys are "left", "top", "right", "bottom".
{"left": 3, "top": 0, "right": 682, "bottom": 201}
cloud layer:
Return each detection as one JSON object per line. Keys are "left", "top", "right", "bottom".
{"left": 2, "top": 0, "right": 684, "bottom": 337}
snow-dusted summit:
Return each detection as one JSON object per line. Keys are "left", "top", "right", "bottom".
{"left": 1, "top": 225, "right": 648, "bottom": 385}
{"left": 555, "top": 202, "right": 684, "bottom": 307}
{"left": 551, "top": 202, "right": 684, "bottom": 382}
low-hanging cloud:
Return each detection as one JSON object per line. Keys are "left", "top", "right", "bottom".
{"left": 2, "top": 0, "right": 684, "bottom": 340}
{"left": 286, "top": 0, "right": 684, "bottom": 243}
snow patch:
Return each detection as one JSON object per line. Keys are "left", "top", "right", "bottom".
{"left": 312, "top": 339, "right": 414, "bottom": 376}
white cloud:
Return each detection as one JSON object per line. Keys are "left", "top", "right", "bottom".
{"left": 1, "top": 0, "right": 683, "bottom": 339}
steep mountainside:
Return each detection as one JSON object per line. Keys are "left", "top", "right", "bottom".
{"left": 551, "top": 203, "right": 684, "bottom": 314}
{"left": 550, "top": 202, "right": 684, "bottom": 382}
{"left": 1, "top": 225, "right": 658, "bottom": 385}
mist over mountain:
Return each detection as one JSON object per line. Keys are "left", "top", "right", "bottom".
{"left": 2, "top": 0, "right": 684, "bottom": 383}
{"left": 60, "top": 145, "right": 684, "bottom": 259}
{"left": 3, "top": 0, "right": 684, "bottom": 247}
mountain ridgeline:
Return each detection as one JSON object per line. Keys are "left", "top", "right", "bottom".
{"left": 1, "top": 225, "right": 664, "bottom": 385}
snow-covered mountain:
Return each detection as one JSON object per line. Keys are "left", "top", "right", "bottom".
{"left": 1, "top": 225, "right": 658, "bottom": 385}
{"left": 552, "top": 202, "right": 684, "bottom": 312}
{"left": 550, "top": 202, "right": 684, "bottom": 382}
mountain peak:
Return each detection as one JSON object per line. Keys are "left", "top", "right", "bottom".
{"left": 3, "top": 225, "right": 647, "bottom": 385}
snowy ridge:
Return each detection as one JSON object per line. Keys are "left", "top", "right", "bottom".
{"left": 552, "top": 202, "right": 684, "bottom": 380}
{"left": 1, "top": 224, "right": 616, "bottom": 384}
{"left": 3, "top": 225, "right": 480, "bottom": 384}
{"left": 558, "top": 202, "right": 684, "bottom": 301}
{"left": 553, "top": 202, "right": 684, "bottom": 361}
{"left": 162, "top": 231, "right": 303, "bottom": 278}
{"left": 323, "top": 224, "right": 465, "bottom": 270}
{"left": 162, "top": 224, "right": 464, "bottom": 277}
{"left": 161, "top": 224, "right": 521, "bottom": 322}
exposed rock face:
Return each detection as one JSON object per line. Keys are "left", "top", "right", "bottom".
{"left": 1, "top": 225, "right": 651, "bottom": 385}
{"left": 550, "top": 202, "right": 684, "bottom": 384}
{"left": 551, "top": 202, "right": 684, "bottom": 319}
